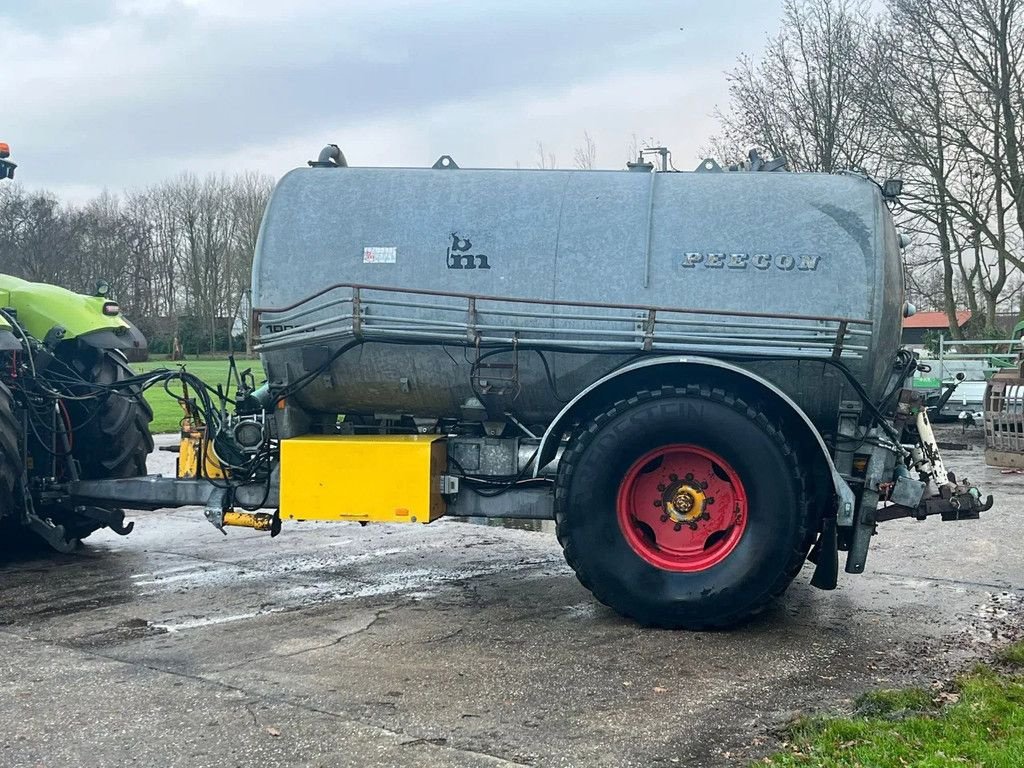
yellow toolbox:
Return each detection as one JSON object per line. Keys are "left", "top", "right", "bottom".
{"left": 279, "top": 435, "right": 447, "bottom": 523}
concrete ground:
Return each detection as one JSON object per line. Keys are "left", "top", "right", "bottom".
{"left": 0, "top": 431, "right": 1021, "bottom": 768}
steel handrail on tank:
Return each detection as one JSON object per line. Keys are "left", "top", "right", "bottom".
{"left": 253, "top": 284, "right": 872, "bottom": 359}
{"left": 362, "top": 315, "right": 862, "bottom": 346}
{"left": 257, "top": 316, "right": 848, "bottom": 345}
{"left": 267, "top": 295, "right": 354, "bottom": 326}
{"left": 360, "top": 301, "right": 874, "bottom": 341}
{"left": 365, "top": 299, "right": 870, "bottom": 337}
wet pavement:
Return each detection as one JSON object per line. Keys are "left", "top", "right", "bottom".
{"left": 0, "top": 431, "right": 1021, "bottom": 767}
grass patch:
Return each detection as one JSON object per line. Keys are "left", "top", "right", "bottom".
{"left": 998, "top": 639, "right": 1024, "bottom": 667}
{"left": 763, "top": 667, "right": 1024, "bottom": 767}
{"left": 852, "top": 687, "right": 938, "bottom": 719}
{"left": 130, "top": 357, "right": 263, "bottom": 434}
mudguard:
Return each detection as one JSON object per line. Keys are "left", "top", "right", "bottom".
{"left": 0, "top": 274, "right": 144, "bottom": 352}
{"left": 534, "top": 355, "right": 857, "bottom": 517}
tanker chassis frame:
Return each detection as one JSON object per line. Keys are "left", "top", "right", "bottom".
{"left": 47, "top": 283, "right": 994, "bottom": 629}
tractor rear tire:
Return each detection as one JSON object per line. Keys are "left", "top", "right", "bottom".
{"left": 0, "top": 380, "right": 23, "bottom": 533}
{"left": 555, "top": 384, "right": 810, "bottom": 630}
{"left": 58, "top": 349, "right": 153, "bottom": 541}
{"left": 65, "top": 349, "right": 154, "bottom": 482}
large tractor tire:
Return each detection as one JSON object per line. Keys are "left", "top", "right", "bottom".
{"left": 0, "top": 380, "right": 23, "bottom": 532}
{"left": 64, "top": 349, "right": 154, "bottom": 481}
{"left": 555, "top": 384, "right": 811, "bottom": 630}
{"left": 54, "top": 348, "right": 153, "bottom": 541}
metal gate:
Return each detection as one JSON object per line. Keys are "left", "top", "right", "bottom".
{"left": 985, "top": 362, "right": 1024, "bottom": 468}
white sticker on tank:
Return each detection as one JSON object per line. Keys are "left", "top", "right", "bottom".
{"left": 363, "top": 246, "right": 397, "bottom": 264}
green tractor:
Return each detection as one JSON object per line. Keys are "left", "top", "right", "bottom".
{"left": 0, "top": 144, "right": 154, "bottom": 551}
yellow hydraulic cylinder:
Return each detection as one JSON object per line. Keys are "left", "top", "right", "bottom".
{"left": 222, "top": 510, "right": 277, "bottom": 531}
{"left": 177, "top": 421, "right": 225, "bottom": 479}
{"left": 279, "top": 435, "right": 447, "bottom": 524}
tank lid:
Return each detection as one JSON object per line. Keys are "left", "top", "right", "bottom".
{"left": 626, "top": 159, "right": 654, "bottom": 172}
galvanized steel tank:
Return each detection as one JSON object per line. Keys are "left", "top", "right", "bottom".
{"left": 252, "top": 161, "right": 904, "bottom": 429}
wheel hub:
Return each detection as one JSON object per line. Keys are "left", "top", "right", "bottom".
{"left": 616, "top": 444, "right": 748, "bottom": 572}
{"left": 665, "top": 483, "right": 705, "bottom": 523}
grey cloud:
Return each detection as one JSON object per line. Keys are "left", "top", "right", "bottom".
{"left": 1, "top": 0, "right": 781, "bottom": 195}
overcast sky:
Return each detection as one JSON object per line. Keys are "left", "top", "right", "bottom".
{"left": 1, "top": 1, "right": 783, "bottom": 201}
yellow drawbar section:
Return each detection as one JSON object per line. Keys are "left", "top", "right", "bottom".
{"left": 279, "top": 435, "right": 447, "bottom": 524}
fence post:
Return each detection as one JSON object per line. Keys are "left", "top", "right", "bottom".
{"left": 939, "top": 333, "right": 945, "bottom": 381}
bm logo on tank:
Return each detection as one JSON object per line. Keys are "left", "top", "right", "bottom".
{"left": 446, "top": 233, "right": 490, "bottom": 270}
{"left": 681, "top": 252, "right": 821, "bottom": 271}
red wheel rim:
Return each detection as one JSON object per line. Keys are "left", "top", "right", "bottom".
{"left": 616, "top": 444, "right": 748, "bottom": 572}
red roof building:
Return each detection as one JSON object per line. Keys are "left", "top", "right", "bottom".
{"left": 902, "top": 310, "right": 972, "bottom": 346}
{"left": 903, "top": 310, "right": 972, "bottom": 330}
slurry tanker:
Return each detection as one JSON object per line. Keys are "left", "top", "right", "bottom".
{"left": 0, "top": 145, "right": 992, "bottom": 629}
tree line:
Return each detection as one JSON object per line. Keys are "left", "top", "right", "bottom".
{"left": 709, "top": 0, "right": 1024, "bottom": 339}
{"left": 0, "top": 172, "right": 273, "bottom": 355}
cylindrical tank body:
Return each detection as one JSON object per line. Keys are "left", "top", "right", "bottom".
{"left": 252, "top": 164, "right": 904, "bottom": 430}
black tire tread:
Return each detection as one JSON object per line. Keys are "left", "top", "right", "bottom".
{"left": 554, "top": 384, "right": 811, "bottom": 629}
{"left": 0, "top": 380, "right": 23, "bottom": 525}
{"left": 68, "top": 350, "right": 154, "bottom": 480}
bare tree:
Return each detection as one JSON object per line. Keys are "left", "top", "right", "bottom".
{"left": 711, "top": 0, "right": 883, "bottom": 173}
{"left": 534, "top": 141, "right": 557, "bottom": 169}
{"left": 76, "top": 192, "right": 134, "bottom": 299}
{"left": 118, "top": 190, "right": 158, "bottom": 318}
{"left": 573, "top": 131, "right": 597, "bottom": 170}
{"left": 0, "top": 169, "right": 274, "bottom": 356}
{"left": 874, "top": 0, "right": 1024, "bottom": 334}
{"left": 228, "top": 172, "right": 274, "bottom": 354}
{"left": 172, "top": 174, "right": 237, "bottom": 353}
{"left": 144, "top": 182, "right": 185, "bottom": 319}
{"left": 711, "top": 0, "right": 1024, "bottom": 336}
{"left": 0, "top": 186, "right": 79, "bottom": 283}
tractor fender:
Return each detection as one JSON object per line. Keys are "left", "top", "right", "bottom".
{"left": 533, "top": 355, "right": 855, "bottom": 516}
{"left": 76, "top": 322, "right": 148, "bottom": 354}
{"left": 0, "top": 274, "right": 145, "bottom": 354}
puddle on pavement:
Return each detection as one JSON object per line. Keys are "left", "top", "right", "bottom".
{"left": 64, "top": 617, "right": 170, "bottom": 649}
{"left": 0, "top": 540, "right": 147, "bottom": 622}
